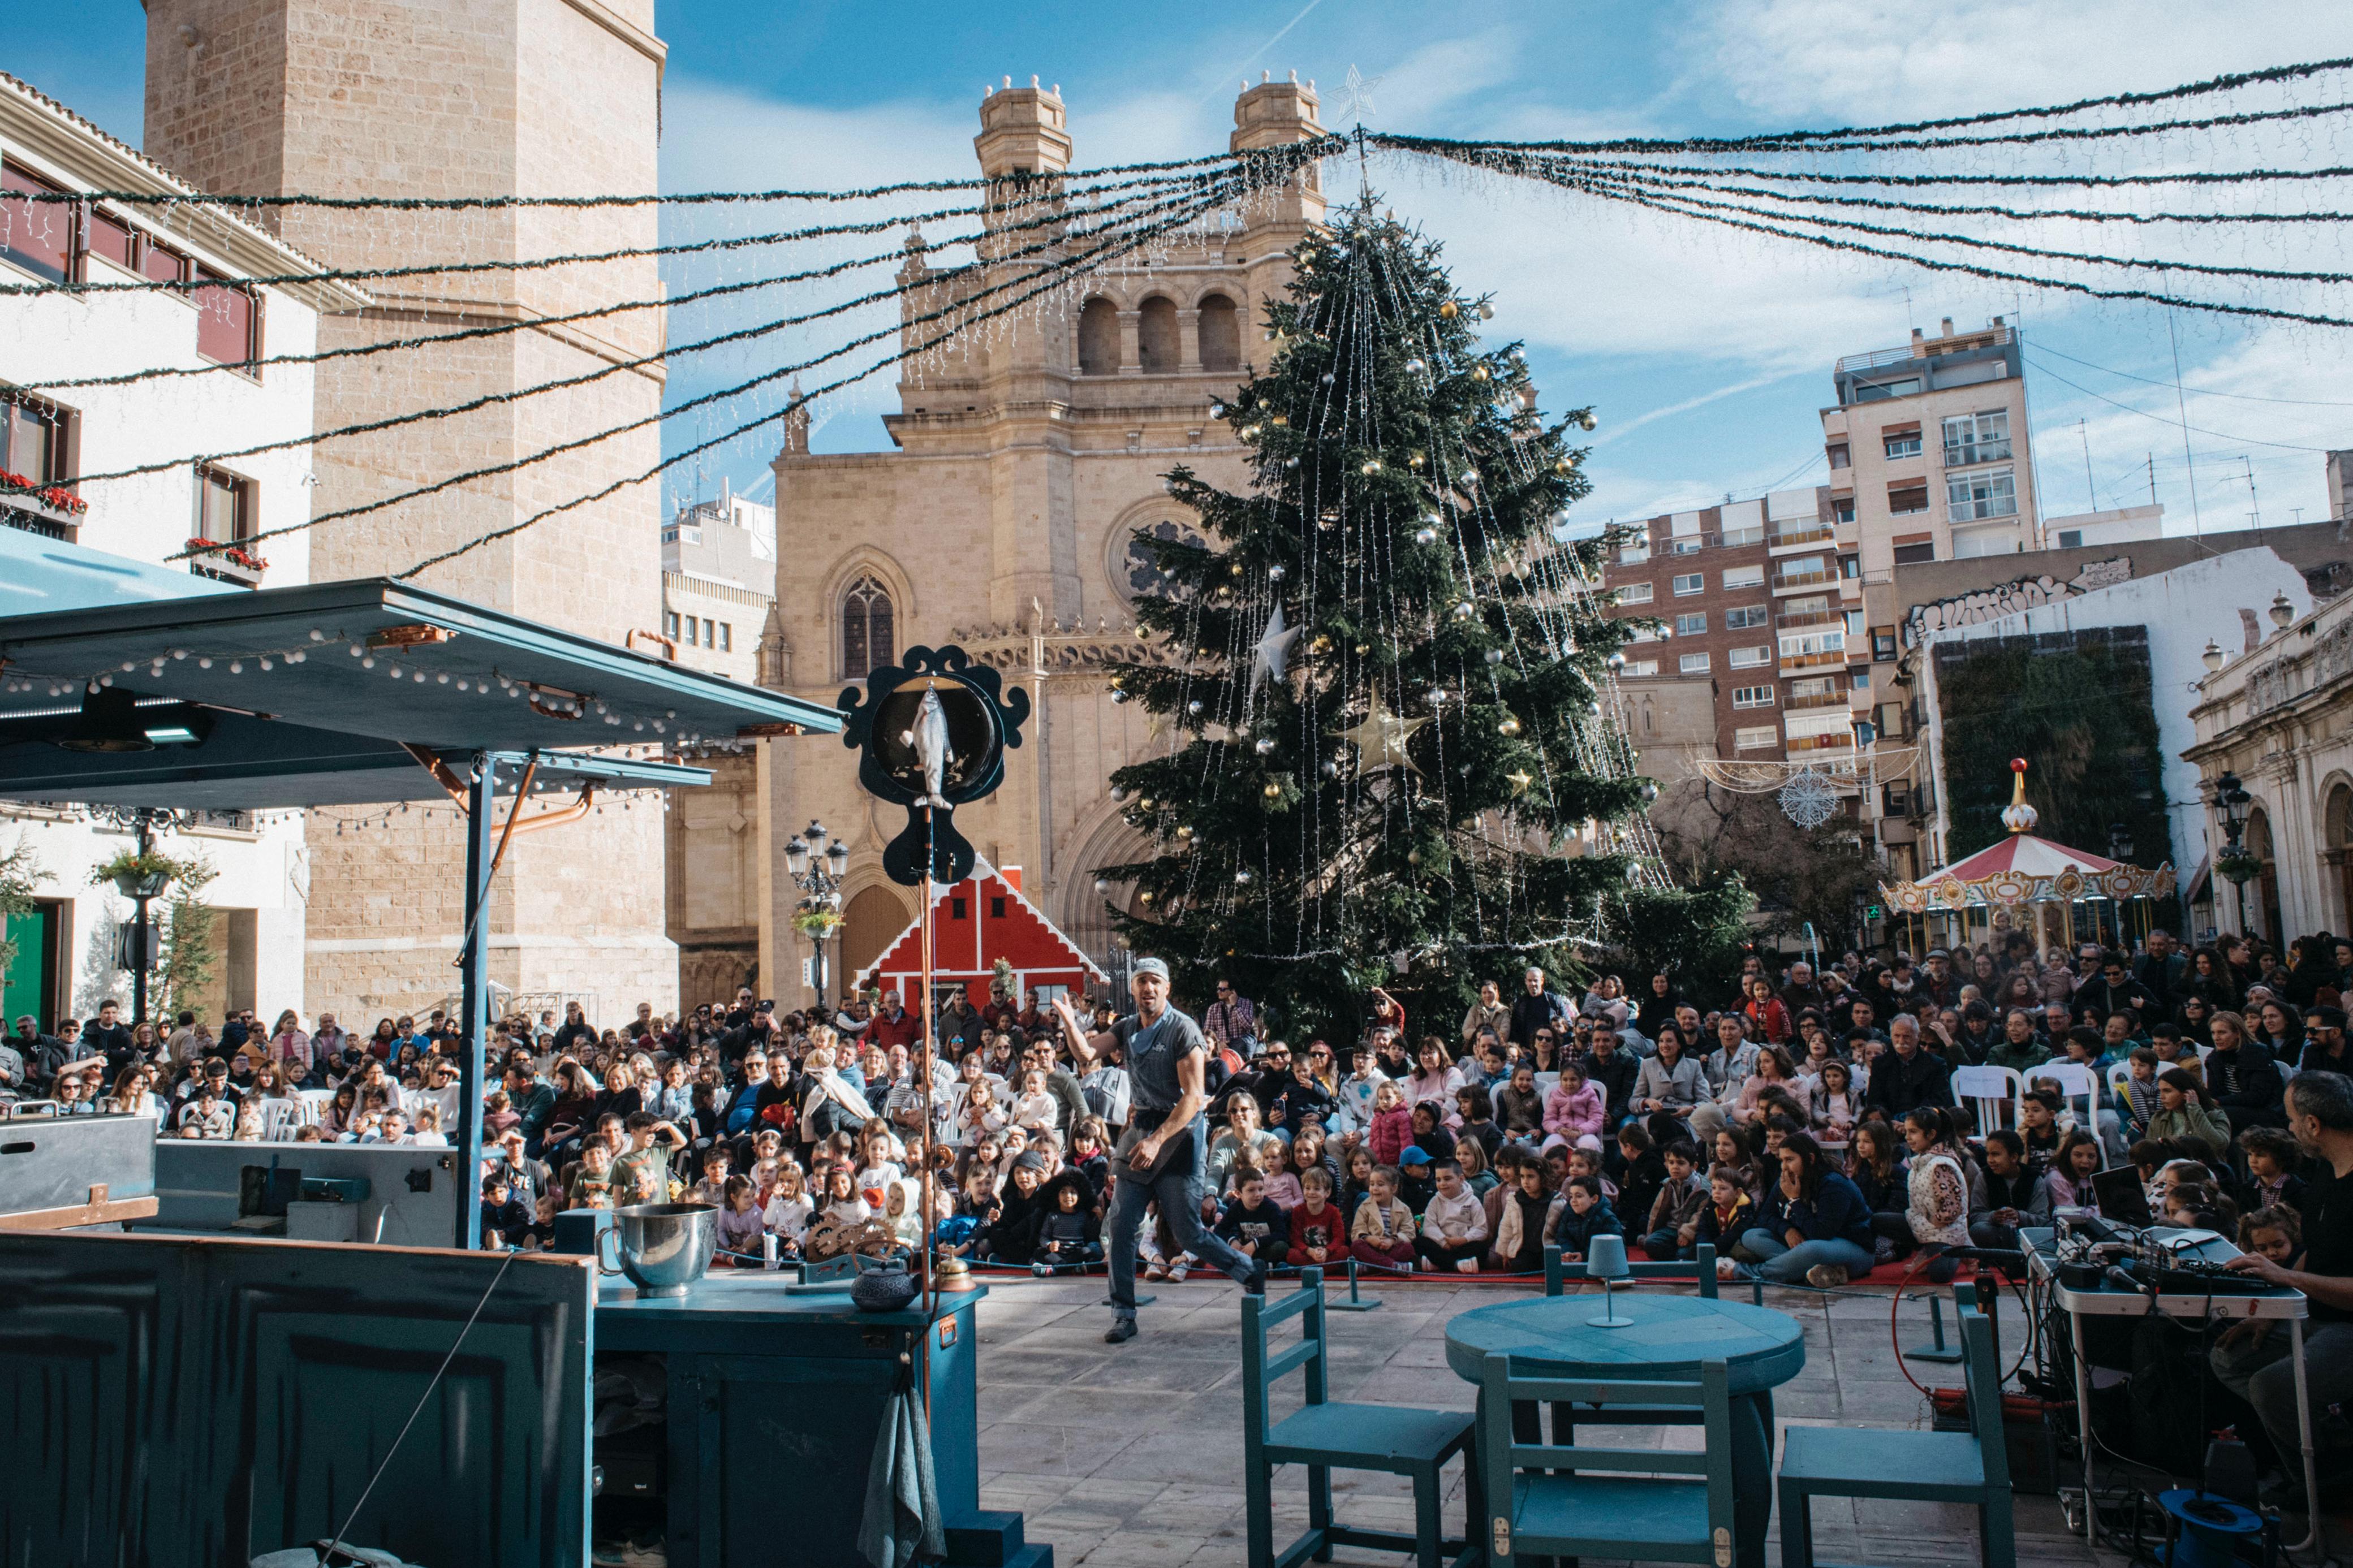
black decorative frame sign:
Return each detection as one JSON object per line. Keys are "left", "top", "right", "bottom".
{"left": 838, "top": 644, "right": 1031, "bottom": 886}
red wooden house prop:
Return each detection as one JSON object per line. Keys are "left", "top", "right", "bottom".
{"left": 857, "top": 859, "right": 1107, "bottom": 1007}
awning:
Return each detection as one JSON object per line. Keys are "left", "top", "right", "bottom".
{"left": 0, "top": 522, "right": 240, "bottom": 617}
{"left": 0, "top": 574, "right": 840, "bottom": 810}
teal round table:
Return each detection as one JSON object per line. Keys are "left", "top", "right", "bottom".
{"left": 1445, "top": 1293, "right": 1805, "bottom": 1568}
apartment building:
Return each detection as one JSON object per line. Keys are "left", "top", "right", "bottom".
{"left": 661, "top": 478, "right": 777, "bottom": 684}
{"left": 1601, "top": 485, "right": 1864, "bottom": 766}
{"left": 0, "top": 71, "right": 366, "bottom": 1024}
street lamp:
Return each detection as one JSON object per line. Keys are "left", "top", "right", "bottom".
{"left": 2211, "top": 770, "right": 2255, "bottom": 936}
{"left": 2269, "top": 591, "right": 2296, "bottom": 633}
{"left": 785, "top": 819, "right": 851, "bottom": 1009}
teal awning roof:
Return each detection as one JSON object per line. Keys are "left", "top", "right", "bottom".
{"left": 0, "top": 524, "right": 240, "bottom": 617}
{"left": 0, "top": 574, "right": 840, "bottom": 809}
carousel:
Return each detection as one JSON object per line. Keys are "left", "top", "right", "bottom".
{"left": 1881, "top": 758, "right": 2176, "bottom": 956}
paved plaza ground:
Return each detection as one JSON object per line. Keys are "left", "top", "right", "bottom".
{"left": 969, "top": 1273, "right": 2348, "bottom": 1568}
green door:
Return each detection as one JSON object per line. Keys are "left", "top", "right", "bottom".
{"left": 1, "top": 901, "right": 55, "bottom": 1026}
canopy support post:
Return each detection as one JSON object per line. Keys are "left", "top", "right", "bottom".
{"left": 455, "top": 751, "right": 502, "bottom": 1252}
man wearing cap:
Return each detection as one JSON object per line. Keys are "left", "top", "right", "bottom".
{"left": 1065, "top": 956, "right": 1265, "bottom": 1344}
{"left": 1920, "top": 949, "right": 1964, "bottom": 1011}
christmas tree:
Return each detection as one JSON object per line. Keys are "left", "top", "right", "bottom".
{"left": 1100, "top": 198, "right": 1746, "bottom": 1035}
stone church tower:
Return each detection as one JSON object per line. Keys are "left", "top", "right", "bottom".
{"left": 141, "top": 0, "right": 678, "bottom": 1016}
{"left": 748, "top": 75, "right": 1327, "bottom": 1003}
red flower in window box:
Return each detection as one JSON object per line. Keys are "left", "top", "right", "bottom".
{"left": 1, "top": 468, "right": 86, "bottom": 516}
{"left": 187, "top": 535, "right": 270, "bottom": 574}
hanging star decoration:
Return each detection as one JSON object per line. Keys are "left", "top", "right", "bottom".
{"left": 1505, "top": 768, "right": 1535, "bottom": 797}
{"left": 1330, "top": 700, "right": 1429, "bottom": 774}
{"left": 1248, "top": 603, "right": 1301, "bottom": 702}
{"left": 1333, "top": 63, "right": 1383, "bottom": 126}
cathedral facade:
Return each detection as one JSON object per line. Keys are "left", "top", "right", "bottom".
{"left": 682, "top": 76, "right": 1331, "bottom": 1008}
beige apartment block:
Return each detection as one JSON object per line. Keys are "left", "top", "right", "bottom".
{"left": 739, "top": 76, "right": 1329, "bottom": 1004}
{"left": 141, "top": 0, "right": 678, "bottom": 1018}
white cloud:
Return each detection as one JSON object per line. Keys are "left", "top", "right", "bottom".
{"left": 1693, "top": 0, "right": 2353, "bottom": 123}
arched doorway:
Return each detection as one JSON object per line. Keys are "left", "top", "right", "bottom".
{"left": 2246, "top": 805, "right": 2285, "bottom": 947}
{"left": 841, "top": 884, "right": 913, "bottom": 992}
{"left": 2328, "top": 782, "right": 2353, "bottom": 935}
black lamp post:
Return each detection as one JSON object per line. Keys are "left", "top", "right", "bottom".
{"left": 783, "top": 819, "right": 851, "bottom": 1009}
{"left": 2106, "top": 822, "right": 2134, "bottom": 949}
{"left": 89, "top": 805, "right": 184, "bottom": 1027}
{"left": 2212, "top": 770, "right": 2253, "bottom": 936}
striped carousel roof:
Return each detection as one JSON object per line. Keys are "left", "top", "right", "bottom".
{"left": 1937, "top": 832, "right": 2119, "bottom": 883}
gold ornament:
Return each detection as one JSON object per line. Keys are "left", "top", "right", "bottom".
{"left": 1330, "top": 701, "right": 1431, "bottom": 774}
{"left": 1408, "top": 450, "right": 1426, "bottom": 468}
{"left": 1505, "top": 768, "right": 1535, "bottom": 796}
{"left": 1175, "top": 824, "right": 1193, "bottom": 839}
{"left": 1271, "top": 413, "right": 1289, "bottom": 427}
{"left": 1262, "top": 781, "right": 1283, "bottom": 800}
{"left": 1309, "top": 633, "right": 1333, "bottom": 654}
{"left": 1439, "top": 300, "right": 1459, "bottom": 318}
{"left": 1472, "top": 364, "right": 1490, "bottom": 381}
{"left": 1498, "top": 712, "right": 1523, "bottom": 737}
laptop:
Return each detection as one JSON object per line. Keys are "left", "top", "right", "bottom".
{"left": 2093, "top": 1165, "right": 2154, "bottom": 1228}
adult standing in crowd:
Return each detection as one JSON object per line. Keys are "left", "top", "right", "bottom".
{"left": 1510, "top": 966, "right": 1570, "bottom": 1051}
{"left": 1076, "top": 958, "right": 1264, "bottom": 1345}
{"left": 1203, "top": 978, "right": 1259, "bottom": 1056}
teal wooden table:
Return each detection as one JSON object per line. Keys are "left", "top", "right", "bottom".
{"left": 1445, "top": 1293, "right": 1805, "bottom": 1568}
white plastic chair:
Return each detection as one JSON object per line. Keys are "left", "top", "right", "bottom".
{"left": 257, "top": 1098, "right": 304, "bottom": 1142}
{"left": 1951, "top": 1065, "right": 2023, "bottom": 1139}
{"left": 2031, "top": 1060, "right": 2100, "bottom": 1130}
{"left": 2106, "top": 1061, "right": 2134, "bottom": 1104}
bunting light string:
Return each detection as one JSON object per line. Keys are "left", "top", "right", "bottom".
{"left": 21, "top": 140, "right": 1346, "bottom": 211}
{"left": 391, "top": 173, "right": 1257, "bottom": 579}
{"left": 19, "top": 166, "right": 1223, "bottom": 400}
{"left": 45, "top": 176, "right": 1230, "bottom": 507}
{"left": 0, "top": 163, "right": 1228, "bottom": 299}
{"left": 1513, "top": 170, "right": 2353, "bottom": 227}
{"left": 1422, "top": 149, "right": 2353, "bottom": 191}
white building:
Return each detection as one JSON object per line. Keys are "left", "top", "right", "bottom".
{"left": 661, "top": 479, "right": 775, "bottom": 684}
{"left": 0, "top": 71, "right": 363, "bottom": 1027}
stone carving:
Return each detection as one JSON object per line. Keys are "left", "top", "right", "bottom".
{"left": 1903, "top": 558, "right": 2132, "bottom": 646}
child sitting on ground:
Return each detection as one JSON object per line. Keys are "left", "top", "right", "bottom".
{"left": 2239, "top": 1126, "right": 2308, "bottom": 1215}
{"left": 691, "top": 1147, "right": 731, "bottom": 1208}
{"left": 565, "top": 1142, "right": 615, "bottom": 1210}
{"left": 1613, "top": 1124, "right": 1663, "bottom": 1228}
{"left": 1492, "top": 1155, "right": 1552, "bottom": 1276}
{"left": 1286, "top": 1168, "right": 1346, "bottom": 1271}
{"left": 1413, "top": 1158, "right": 1488, "bottom": 1272}
{"left": 762, "top": 1163, "right": 813, "bottom": 1256}
{"left": 1693, "top": 1164, "right": 1757, "bottom": 1273}
{"left": 1350, "top": 1165, "right": 1416, "bottom": 1271}
{"left": 2120, "top": 1048, "right": 2162, "bottom": 1140}
{"left": 1216, "top": 1168, "right": 1290, "bottom": 1267}
{"left": 1641, "top": 1139, "right": 1710, "bottom": 1262}
{"left": 1031, "top": 1169, "right": 1103, "bottom": 1275}
{"left": 1545, "top": 1174, "right": 1623, "bottom": 1263}
{"left": 1366, "top": 1081, "right": 1413, "bottom": 1166}
{"left": 713, "top": 1174, "right": 765, "bottom": 1267}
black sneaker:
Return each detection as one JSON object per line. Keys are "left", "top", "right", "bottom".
{"left": 1104, "top": 1317, "right": 1139, "bottom": 1345}
{"left": 1243, "top": 1264, "right": 1269, "bottom": 1297}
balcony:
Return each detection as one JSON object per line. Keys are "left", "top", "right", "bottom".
{"left": 1779, "top": 649, "right": 1847, "bottom": 674}
{"left": 1775, "top": 608, "right": 1845, "bottom": 630}
{"left": 1718, "top": 524, "right": 1764, "bottom": 548}
{"left": 1786, "top": 690, "right": 1849, "bottom": 711}
{"left": 1943, "top": 438, "right": 2012, "bottom": 467}
{"left": 1772, "top": 567, "right": 1836, "bottom": 593}
{"left": 1950, "top": 497, "right": 2020, "bottom": 525}
{"left": 1768, "top": 526, "right": 1833, "bottom": 552}
{"left": 1786, "top": 731, "right": 1856, "bottom": 752}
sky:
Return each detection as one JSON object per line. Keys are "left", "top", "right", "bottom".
{"left": 15, "top": 1, "right": 2353, "bottom": 538}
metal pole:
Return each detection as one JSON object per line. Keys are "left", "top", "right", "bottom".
{"left": 919, "top": 806, "right": 937, "bottom": 1320}
{"left": 131, "top": 814, "right": 154, "bottom": 1028}
{"left": 455, "top": 752, "right": 499, "bottom": 1251}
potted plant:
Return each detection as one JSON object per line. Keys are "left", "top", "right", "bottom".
{"left": 790, "top": 907, "right": 843, "bottom": 940}
{"left": 92, "top": 847, "right": 178, "bottom": 901}
{"left": 2214, "top": 848, "right": 2265, "bottom": 887}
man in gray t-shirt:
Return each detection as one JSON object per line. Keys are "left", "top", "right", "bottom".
{"left": 1058, "top": 960, "right": 1262, "bottom": 1342}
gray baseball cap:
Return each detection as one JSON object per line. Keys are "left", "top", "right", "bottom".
{"left": 1131, "top": 957, "right": 1170, "bottom": 982}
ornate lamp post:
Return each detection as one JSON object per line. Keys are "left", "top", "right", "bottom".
{"left": 2211, "top": 770, "right": 2256, "bottom": 936}
{"left": 783, "top": 819, "right": 851, "bottom": 1010}
{"left": 89, "top": 805, "right": 187, "bottom": 1026}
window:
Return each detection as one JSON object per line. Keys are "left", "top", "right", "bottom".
{"left": 1721, "top": 564, "right": 1764, "bottom": 591}
{"left": 665, "top": 611, "right": 681, "bottom": 639}
{"left": 0, "top": 162, "right": 72, "bottom": 283}
{"left": 990, "top": 895, "right": 1007, "bottom": 919}
{"left": 1679, "top": 652, "right": 1711, "bottom": 674}
{"left": 1774, "top": 554, "right": 1830, "bottom": 589}
{"left": 1731, "top": 685, "right": 1774, "bottom": 709}
{"left": 1671, "top": 572, "right": 1704, "bottom": 596}
{"left": 1833, "top": 498, "right": 1855, "bottom": 524}
{"left": 842, "top": 574, "right": 895, "bottom": 680}
{"left": 1077, "top": 296, "right": 1118, "bottom": 374}
{"left": 1197, "top": 293, "right": 1240, "bottom": 372}
{"left": 192, "top": 265, "right": 260, "bottom": 372}
{"left": 1614, "top": 581, "right": 1654, "bottom": 604}
{"left": 1618, "top": 658, "right": 1658, "bottom": 677}
{"left": 141, "top": 237, "right": 189, "bottom": 287}
{"left": 1948, "top": 466, "right": 2017, "bottom": 522}
{"left": 1725, "top": 604, "right": 1769, "bottom": 630}
{"left": 1852, "top": 669, "right": 1871, "bottom": 690}
{"left": 1137, "top": 295, "right": 1178, "bottom": 373}
{"left": 1942, "top": 409, "right": 2011, "bottom": 466}
{"left": 195, "top": 466, "right": 255, "bottom": 543}
{"left": 83, "top": 208, "right": 136, "bottom": 274}
{"left": 1841, "top": 554, "right": 1860, "bottom": 578}
{"left": 1674, "top": 612, "right": 1707, "bottom": 636}
{"left": 2057, "top": 529, "right": 2084, "bottom": 548}
{"left": 1892, "top": 539, "right": 1936, "bottom": 565}
{"left": 1882, "top": 781, "right": 1912, "bottom": 815}
{"left": 1778, "top": 628, "right": 1845, "bottom": 663}
{"left": 1853, "top": 377, "right": 1920, "bottom": 401}
{"left": 1619, "top": 538, "right": 1651, "bottom": 565}
{"left": 3, "top": 394, "right": 72, "bottom": 489}
{"left": 1827, "top": 443, "right": 1850, "bottom": 470}
{"left": 1871, "top": 627, "right": 1897, "bottom": 661}
{"left": 1670, "top": 535, "right": 1702, "bottom": 555}
{"left": 703, "top": 617, "right": 716, "bottom": 647}
{"left": 1735, "top": 724, "right": 1778, "bottom": 750}
{"left": 1888, "top": 482, "right": 1929, "bottom": 515}
{"left": 1729, "top": 645, "right": 1770, "bottom": 669}
{"left": 718, "top": 623, "right": 732, "bottom": 652}
{"left": 683, "top": 617, "right": 699, "bottom": 646}
{"left": 1884, "top": 433, "right": 1922, "bottom": 460}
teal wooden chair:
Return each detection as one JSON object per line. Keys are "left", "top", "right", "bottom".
{"left": 1477, "top": 1351, "right": 1738, "bottom": 1568}
{"left": 1777, "top": 1300, "right": 2015, "bottom": 1568}
{"left": 1241, "top": 1268, "right": 1481, "bottom": 1568}
{"left": 1544, "top": 1241, "right": 1765, "bottom": 1305}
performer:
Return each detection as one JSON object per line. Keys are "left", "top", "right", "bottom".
{"left": 1057, "top": 958, "right": 1265, "bottom": 1344}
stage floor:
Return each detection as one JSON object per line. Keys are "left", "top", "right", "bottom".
{"left": 969, "top": 1273, "right": 2350, "bottom": 1567}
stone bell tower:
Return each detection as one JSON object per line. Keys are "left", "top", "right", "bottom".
{"left": 141, "top": 0, "right": 679, "bottom": 1016}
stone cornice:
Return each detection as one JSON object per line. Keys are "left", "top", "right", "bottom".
{"left": 946, "top": 619, "right": 1175, "bottom": 676}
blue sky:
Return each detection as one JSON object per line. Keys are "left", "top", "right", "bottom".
{"left": 18, "top": 2, "right": 2353, "bottom": 534}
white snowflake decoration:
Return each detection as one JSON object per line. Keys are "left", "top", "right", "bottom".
{"left": 1778, "top": 768, "right": 1839, "bottom": 829}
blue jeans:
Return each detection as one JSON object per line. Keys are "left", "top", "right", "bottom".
{"left": 1641, "top": 1228, "right": 1688, "bottom": 1261}
{"left": 1106, "top": 1120, "right": 1254, "bottom": 1318}
{"left": 1738, "top": 1228, "right": 1874, "bottom": 1284}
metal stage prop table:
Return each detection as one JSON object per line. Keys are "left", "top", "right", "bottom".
{"left": 2020, "top": 1225, "right": 2321, "bottom": 1556}
{"left": 1443, "top": 1291, "right": 1805, "bottom": 1568}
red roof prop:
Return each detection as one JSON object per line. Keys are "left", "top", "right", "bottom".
{"left": 858, "top": 858, "right": 1106, "bottom": 1006}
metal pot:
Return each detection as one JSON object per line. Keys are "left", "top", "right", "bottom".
{"left": 597, "top": 1202, "right": 718, "bottom": 1298}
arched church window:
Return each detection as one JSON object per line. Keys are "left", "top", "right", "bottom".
{"left": 842, "top": 576, "right": 894, "bottom": 681}
{"left": 1197, "top": 293, "right": 1239, "bottom": 372}
{"left": 1118, "top": 519, "right": 1207, "bottom": 607}
{"left": 1137, "top": 296, "right": 1178, "bottom": 373}
{"left": 1077, "top": 296, "right": 1118, "bottom": 375}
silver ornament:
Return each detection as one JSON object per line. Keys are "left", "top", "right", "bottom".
{"left": 1186, "top": 699, "right": 1204, "bottom": 715}
{"left": 1484, "top": 649, "right": 1505, "bottom": 666}
{"left": 1255, "top": 738, "right": 1275, "bottom": 755}
{"left": 1268, "top": 563, "right": 1286, "bottom": 580}
{"left": 1414, "top": 526, "right": 1438, "bottom": 546}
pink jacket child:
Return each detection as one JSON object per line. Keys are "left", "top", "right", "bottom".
{"left": 1541, "top": 1078, "right": 1604, "bottom": 1152}
{"left": 1367, "top": 1104, "right": 1415, "bottom": 1166}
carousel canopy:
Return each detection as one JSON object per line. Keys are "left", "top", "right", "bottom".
{"left": 1882, "top": 758, "right": 2174, "bottom": 914}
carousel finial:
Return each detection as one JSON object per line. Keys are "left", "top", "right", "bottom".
{"left": 2002, "top": 757, "right": 2039, "bottom": 835}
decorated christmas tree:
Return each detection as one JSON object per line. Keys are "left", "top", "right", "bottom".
{"left": 1100, "top": 198, "right": 1747, "bottom": 1035}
